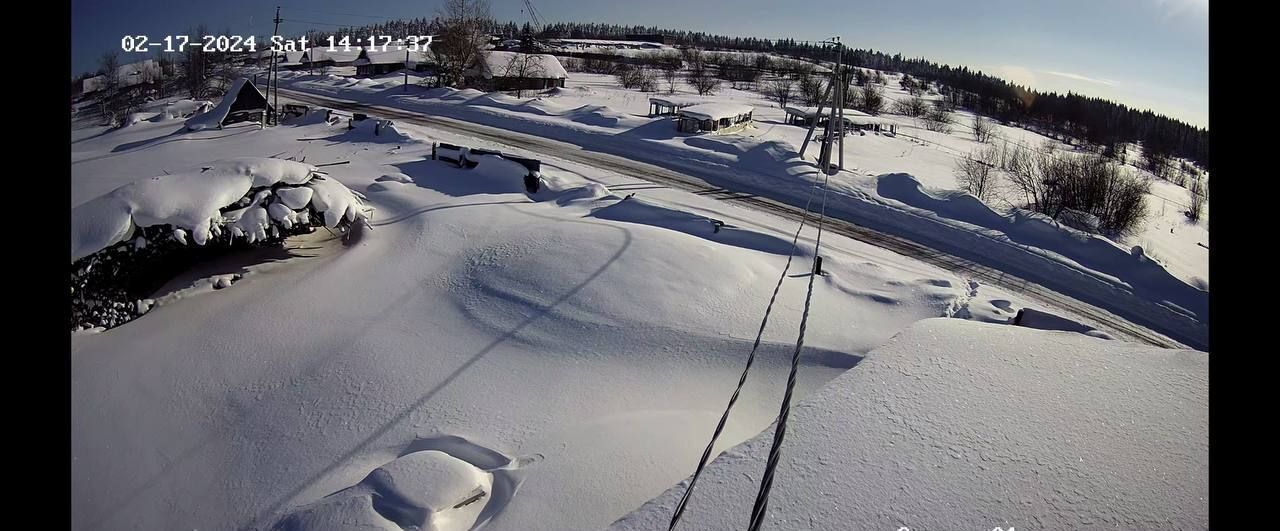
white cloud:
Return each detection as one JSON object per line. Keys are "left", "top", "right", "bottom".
{"left": 1040, "top": 70, "right": 1117, "bottom": 87}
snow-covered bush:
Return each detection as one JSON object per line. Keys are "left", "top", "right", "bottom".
{"left": 70, "top": 158, "right": 370, "bottom": 331}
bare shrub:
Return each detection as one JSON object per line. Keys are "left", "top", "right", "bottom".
{"left": 955, "top": 145, "right": 1000, "bottom": 201}
{"left": 892, "top": 94, "right": 928, "bottom": 117}
{"left": 972, "top": 114, "right": 995, "bottom": 143}
{"left": 1006, "top": 145, "right": 1150, "bottom": 236}
{"left": 921, "top": 101, "right": 954, "bottom": 132}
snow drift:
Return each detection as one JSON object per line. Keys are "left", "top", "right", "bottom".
{"left": 612, "top": 318, "right": 1207, "bottom": 530}
{"left": 70, "top": 157, "right": 370, "bottom": 330}
{"left": 874, "top": 173, "right": 1208, "bottom": 321}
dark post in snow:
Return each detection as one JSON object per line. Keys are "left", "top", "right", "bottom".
{"left": 270, "top": 6, "right": 282, "bottom": 126}
{"left": 404, "top": 49, "right": 410, "bottom": 92}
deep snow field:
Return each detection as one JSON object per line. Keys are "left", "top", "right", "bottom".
{"left": 70, "top": 98, "right": 1068, "bottom": 530}
{"left": 280, "top": 68, "right": 1207, "bottom": 289}
{"left": 276, "top": 68, "right": 1208, "bottom": 349}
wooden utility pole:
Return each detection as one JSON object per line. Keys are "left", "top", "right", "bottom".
{"left": 270, "top": 6, "right": 281, "bottom": 125}
{"left": 812, "top": 37, "right": 844, "bottom": 175}
{"left": 834, "top": 37, "right": 845, "bottom": 173}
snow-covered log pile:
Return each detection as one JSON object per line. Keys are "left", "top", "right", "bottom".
{"left": 70, "top": 157, "right": 370, "bottom": 331}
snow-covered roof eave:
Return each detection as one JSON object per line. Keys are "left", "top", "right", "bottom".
{"left": 678, "top": 103, "right": 754, "bottom": 122}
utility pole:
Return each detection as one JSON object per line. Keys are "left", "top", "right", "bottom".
{"left": 812, "top": 37, "right": 843, "bottom": 175}
{"left": 270, "top": 6, "right": 281, "bottom": 125}
{"left": 404, "top": 49, "right": 410, "bottom": 92}
{"left": 834, "top": 37, "right": 845, "bottom": 173}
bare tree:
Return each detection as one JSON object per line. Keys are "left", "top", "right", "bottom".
{"left": 691, "top": 62, "right": 721, "bottom": 95}
{"left": 797, "top": 73, "right": 825, "bottom": 106}
{"left": 765, "top": 76, "right": 795, "bottom": 109}
{"left": 433, "top": 0, "right": 492, "bottom": 87}
{"left": 616, "top": 64, "right": 656, "bottom": 92}
{"left": 972, "top": 114, "right": 995, "bottom": 143}
{"left": 502, "top": 52, "right": 547, "bottom": 97}
{"left": 657, "top": 52, "right": 682, "bottom": 93}
{"left": 858, "top": 84, "right": 885, "bottom": 115}
{"left": 1187, "top": 174, "right": 1207, "bottom": 222}
{"left": 96, "top": 51, "right": 123, "bottom": 126}
{"left": 955, "top": 145, "right": 999, "bottom": 201}
{"left": 892, "top": 94, "right": 928, "bottom": 117}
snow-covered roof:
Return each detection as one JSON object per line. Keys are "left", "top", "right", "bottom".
{"left": 469, "top": 51, "right": 568, "bottom": 80}
{"left": 611, "top": 318, "right": 1208, "bottom": 530}
{"left": 784, "top": 106, "right": 888, "bottom": 125}
{"left": 357, "top": 47, "right": 434, "bottom": 66}
{"left": 184, "top": 78, "right": 265, "bottom": 131}
{"left": 648, "top": 96, "right": 704, "bottom": 108}
{"left": 304, "top": 47, "right": 362, "bottom": 64}
{"left": 677, "top": 103, "right": 753, "bottom": 122}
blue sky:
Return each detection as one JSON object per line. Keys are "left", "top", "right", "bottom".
{"left": 71, "top": 0, "right": 1208, "bottom": 127}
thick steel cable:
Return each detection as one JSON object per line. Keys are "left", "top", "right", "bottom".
{"left": 667, "top": 180, "right": 822, "bottom": 531}
{"left": 747, "top": 169, "right": 832, "bottom": 531}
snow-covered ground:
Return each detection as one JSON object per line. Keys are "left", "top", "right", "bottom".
{"left": 612, "top": 318, "right": 1208, "bottom": 530}
{"left": 71, "top": 97, "right": 1069, "bottom": 530}
{"left": 275, "top": 70, "right": 1207, "bottom": 349}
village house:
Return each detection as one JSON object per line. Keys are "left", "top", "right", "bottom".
{"left": 354, "top": 47, "right": 436, "bottom": 77}
{"left": 300, "top": 47, "right": 362, "bottom": 70}
{"left": 465, "top": 51, "right": 568, "bottom": 92}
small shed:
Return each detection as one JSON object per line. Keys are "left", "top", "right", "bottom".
{"left": 677, "top": 103, "right": 754, "bottom": 135}
{"left": 648, "top": 96, "right": 703, "bottom": 116}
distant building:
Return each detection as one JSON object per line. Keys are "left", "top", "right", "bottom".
{"left": 626, "top": 34, "right": 674, "bottom": 45}
{"left": 301, "top": 47, "right": 361, "bottom": 70}
{"left": 677, "top": 103, "right": 753, "bottom": 134}
{"left": 465, "top": 51, "right": 568, "bottom": 91}
{"left": 355, "top": 47, "right": 436, "bottom": 77}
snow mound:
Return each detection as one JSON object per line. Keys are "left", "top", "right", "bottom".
{"left": 274, "top": 436, "right": 534, "bottom": 531}
{"left": 611, "top": 318, "right": 1207, "bottom": 530}
{"left": 376, "top": 172, "right": 414, "bottom": 184}
{"left": 567, "top": 104, "right": 638, "bottom": 128}
{"left": 163, "top": 99, "right": 213, "bottom": 119}
{"left": 874, "top": 172, "right": 1208, "bottom": 322}
{"left": 589, "top": 197, "right": 795, "bottom": 255}
{"left": 1014, "top": 307, "right": 1115, "bottom": 339}
{"left": 342, "top": 118, "right": 411, "bottom": 142}
{"left": 71, "top": 157, "right": 367, "bottom": 262}
{"left": 365, "top": 451, "right": 493, "bottom": 526}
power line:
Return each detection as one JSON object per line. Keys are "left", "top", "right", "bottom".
{"left": 278, "top": 6, "right": 408, "bottom": 21}
{"left": 667, "top": 179, "right": 821, "bottom": 531}
{"left": 747, "top": 156, "right": 832, "bottom": 531}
